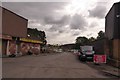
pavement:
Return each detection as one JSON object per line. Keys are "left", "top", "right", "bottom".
{"left": 100, "top": 64, "right": 120, "bottom": 77}
{"left": 86, "top": 62, "right": 120, "bottom": 78}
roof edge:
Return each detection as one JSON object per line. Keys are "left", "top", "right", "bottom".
{"left": 105, "top": 2, "right": 120, "bottom": 18}
{"left": 0, "top": 6, "right": 28, "bottom": 21}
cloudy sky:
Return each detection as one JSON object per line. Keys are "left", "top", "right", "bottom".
{"left": 1, "top": 0, "right": 120, "bottom": 44}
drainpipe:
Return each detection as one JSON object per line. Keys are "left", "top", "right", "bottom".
{"left": 6, "top": 40, "right": 10, "bottom": 56}
{"left": 16, "top": 37, "right": 20, "bottom": 56}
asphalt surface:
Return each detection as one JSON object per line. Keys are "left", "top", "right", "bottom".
{"left": 2, "top": 52, "right": 113, "bottom": 78}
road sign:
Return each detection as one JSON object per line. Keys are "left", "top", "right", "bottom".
{"left": 94, "top": 55, "right": 106, "bottom": 63}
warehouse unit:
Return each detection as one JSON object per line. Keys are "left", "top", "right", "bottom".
{"left": 105, "top": 2, "right": 120, "bottom": 67}
{"left": 0, "top": 6, "right": 28, "bottom": 56}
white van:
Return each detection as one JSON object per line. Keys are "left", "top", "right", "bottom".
{"left": 80, "top": 46, "right": 95, "bottom": 61}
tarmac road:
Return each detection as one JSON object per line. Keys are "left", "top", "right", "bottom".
{"left": 2, "top": 52, "right": 112, "bottom": 78}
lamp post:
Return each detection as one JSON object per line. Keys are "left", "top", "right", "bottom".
{"left": 28, "top": 34, "right": 30, "bottom": 37}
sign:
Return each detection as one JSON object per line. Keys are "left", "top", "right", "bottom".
{"left": 20, "top": 38, "right": 43, "bottom": 44}
{"left": 94, "top": 55, "right": 106, "bottom": 63}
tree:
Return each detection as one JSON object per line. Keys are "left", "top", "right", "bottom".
{"left": 89, "top": 37, "right": 96, "bottom": 42}
{"left": 97, "top": 31, "right": 105, "bottom": 40}
{"left": 75, "top": 36, "right": 89, "bottom": 49}
{"left": 76, "top": 36, "right": 89, "bottom": 45}
{"left": 27, "top": 28, "right": 47, "bottom": 45}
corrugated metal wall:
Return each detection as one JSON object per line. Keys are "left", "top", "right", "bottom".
{"left": 2, "top": 7, "right": 28, "bottom": 38}
{"left": 89, "top": 39, "right": 105, "bottom": 54}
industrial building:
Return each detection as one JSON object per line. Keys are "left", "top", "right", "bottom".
{"left": 0, "top": 7, "right": 42, "bottom": 57}
{"left": 0, "top": 7, "right": 43, "bottom": 57}
{"left": 105, "top": 2, "right": 120, "bottom": 67}
{"left": 0, "top": 6, "right": 28, "bottom": 56}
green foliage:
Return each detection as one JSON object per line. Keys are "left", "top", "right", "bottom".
{"left": 75, "top": 36, "right": 89, "bottom": 45}
{"left": 74, "top": 43, "right": 81, "bottom": 50}
{"left": 75, "top": 36, "right": 89, "bottom": 49}
{"left": 97, "top": 31, "right": 105, "bottom": 40}
{"left": 74, "top": 30, "right": 105, "bottom": 50}
{"left": 27, "top": 28, "right": 47, "bottom": 45}
{"left": 89, "top": 37, "right": 96, "bottom": 42}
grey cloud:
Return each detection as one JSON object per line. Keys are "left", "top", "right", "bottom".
{"left": 73, "top": 32, "right": 80, "bottom": 36}
{"left": 2, "top": 2, "right": 71, "bottom": 33}
{"left": 2, "top": 0, "right": 72, "bottom": 2}
{"left": 48, "top": 14, "right": 88, "bottom": 33}
{"left": 70, "top": 14, "right": 87, "bottom": 30}
{"left": 49, "top": 25, "right": 59, "bottom": 32}
{"left": 3, "top": 2, "right": 87, "bottom": 32}
{"left": 48, "top": 24, "right": 66, "bottom": 33}
{"left": 44, "top": 15, "right": 71, "bottom": 33}
{"left": 29, "top": 20, "right": 41, "bottom": 25}
{"left": 89, "top": 22, "right": 98, "bottom": 28}
{"left": 88, "top": 4, "right": 107, "bottom": 19}
{"left": 44, "top": 15, "right": 71, "bottom": 25}
{"left": 46, "top": 30, "right": 60, "bottom": 41}
{"left": 2, "top": 2, "right": 69, "bottom": 19}
{"left": 58, "top": 30, "right": 64, "bottom": 33}
{"left": 87, "top": 33, "right": 93, "bottom": 37}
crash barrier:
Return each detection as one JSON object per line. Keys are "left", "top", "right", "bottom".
{"left": 94, "top": 55, "right": 106, "bottom": 63}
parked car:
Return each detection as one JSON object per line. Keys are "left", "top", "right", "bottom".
{"left": 73, "top": 50, "right": 79, "bottom": 55}
{"left": 79, "top": 46, "right": 95, "bottom": 61}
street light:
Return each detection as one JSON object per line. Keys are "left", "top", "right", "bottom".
{"left": 116, "top": 15, "right": 120, "bottom": 18}
{"left": 28, "top": 34, "right": 30, "bottom": 37}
